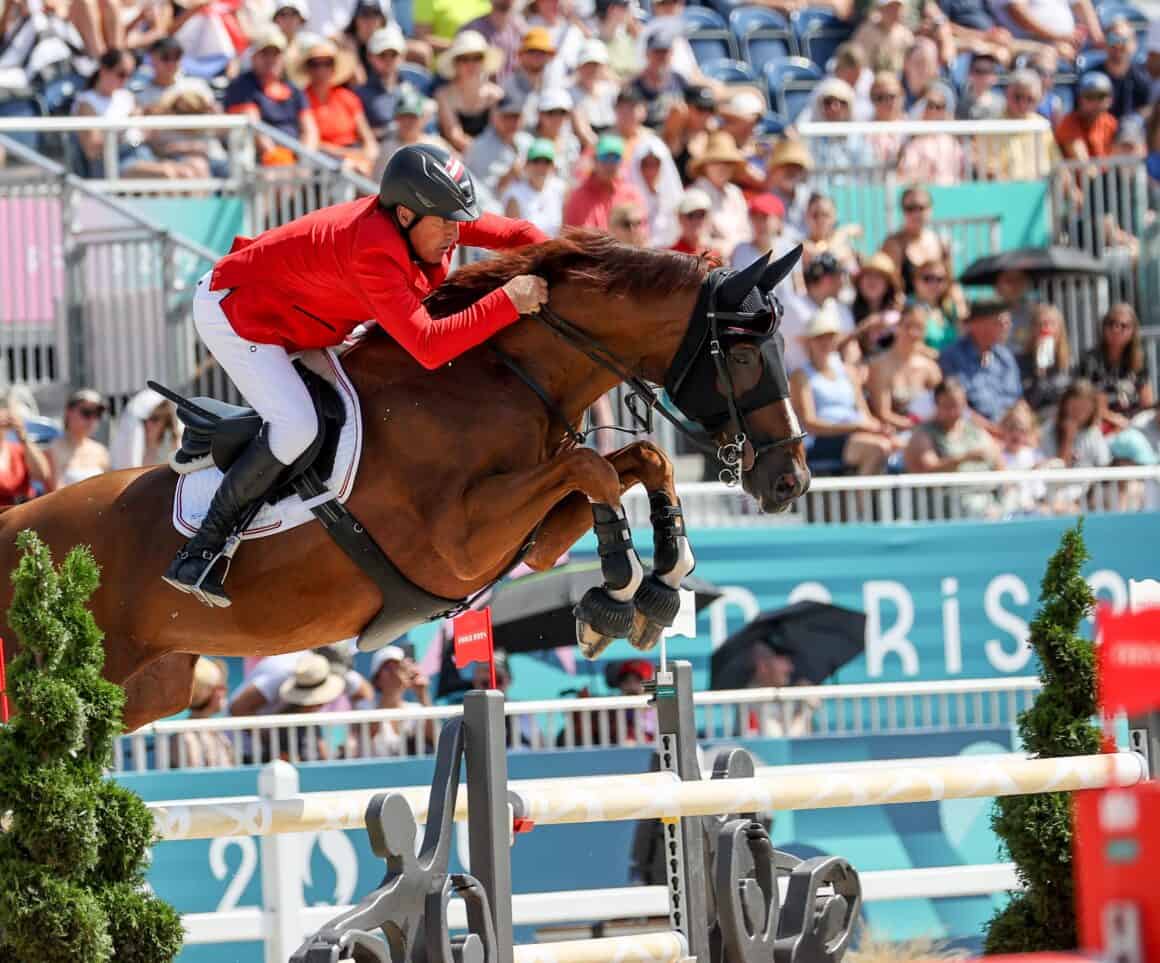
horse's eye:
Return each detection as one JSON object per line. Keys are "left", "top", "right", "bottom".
{"left": 730, "top": 345, "right": 758, "bottom": 365}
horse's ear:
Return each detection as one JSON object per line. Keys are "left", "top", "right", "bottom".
{"left": 718, "top": 250, "right": 770, "bottom": 307}
{"left": 760, "top": 245, "right": 803, "bottom": 293}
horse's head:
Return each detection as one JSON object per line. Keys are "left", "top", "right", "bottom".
{"left": 663, "top": 247, "right": 810, "bottom": 513}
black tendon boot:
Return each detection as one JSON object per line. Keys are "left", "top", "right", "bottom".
{"left": 163, "top": 429, "right": 287, "bottom": 607}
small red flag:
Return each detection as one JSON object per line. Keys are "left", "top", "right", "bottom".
{"left": 1097, "top": 604, "right": 1160, "bottom": 718}
{"left": 453, "top": 607, "right": 495, "bottom": 688}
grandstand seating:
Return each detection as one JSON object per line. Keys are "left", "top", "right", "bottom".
{"left": 680, "top": 6, "right": 738, "bottom": 63}
{"left": 763, "top": 57, "right": 822, "bottom": 121}
{"left": 1075, "top": 49, "right": 1108, "bottom": 74}
{"left": 729, "top": 7, "right": 795, "bottom": 71}
{"left": 758, "top": 111, "right": 788, "bottom": 136}
{"left": 791, "top": 8, "right": 853, "bottom": 72}
{"left": 700, "top": 57, "right": 761, "bottom": 86}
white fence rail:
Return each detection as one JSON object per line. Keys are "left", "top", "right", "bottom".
{"left": 620, "top": 465, "right": 1160, "bottom": 528}
{"left": 117, "top": 676, "right": 1041, "bottom": 772}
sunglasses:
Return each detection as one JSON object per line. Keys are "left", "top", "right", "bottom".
{"left": 75, "top": 406, "right": 104, "bottom": 419}
{"left": 617, "top": 218, "right": 645, "bottom": 228}
{"left": 683, "top": 210, "right": 708, "bottom": 220}
{"left": 925, "top": 99, "right": 947, "bottom": 109}
{"left": 541, "top": 108, "right": 568, "bottom": 116}
{"left": 871, "top": 91, "right": 898, "bottom": 103}
{"left": 1082, "top": 91, "right": 1110, "bottom": 100}
{"left": 456, "top": 52, "right": 486, "bottom": 62}
{"left": 821, "top": 96, "right": 847, "bottom": 108}
{"left": 919, "top": 273, "right": 947, "bottom": 284}
{"left": 1105, "top": 319, "right": 1134, "bottom": 330}
{"left": 596, "top": 152, "right": 621, "bottom": 163}
{"left": 306, "top": 58, "right": 336, "bottom": 69}
{"left": 903, "top": 204, "right": 930, "bottom": 214}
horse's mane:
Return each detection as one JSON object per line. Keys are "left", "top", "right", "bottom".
{"left": 425, "top": 229, "right": 713, "bottom": 318}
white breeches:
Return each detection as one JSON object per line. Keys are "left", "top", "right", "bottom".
{"left": 193, "top": 273, "right": 319, "bottom": 465}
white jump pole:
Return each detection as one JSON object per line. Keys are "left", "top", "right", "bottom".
{"left": 512, "top": 931, "right": 689, "bottom": 963}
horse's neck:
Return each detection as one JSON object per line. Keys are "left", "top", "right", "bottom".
{"left": 496, "top": 291, "right": 692, "bottom": 430}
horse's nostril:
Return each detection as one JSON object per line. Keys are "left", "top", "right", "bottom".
{"left": 776, "top": 472, "right": 798, "bottom": 498}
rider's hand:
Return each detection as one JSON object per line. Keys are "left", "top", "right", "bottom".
{"left": 503, "top": 275, "right": 549, "bottom": 315}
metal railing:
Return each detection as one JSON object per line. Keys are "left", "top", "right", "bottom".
{"left": 0, "top": 133, "right": 219, "bottom": 409}
{"left": 621, "top": 465, "right": 1160, "bottom": 527}
{"left": 798, "top": 117, "right": 1057, "bottom": 184}
{"left": 115, "top": 675, "right": 1041, "bottom": 772}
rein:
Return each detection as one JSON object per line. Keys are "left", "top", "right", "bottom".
{"left": 494, "top": 270, "right": 804, "bottom": 485}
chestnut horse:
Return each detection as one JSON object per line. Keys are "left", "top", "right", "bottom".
{"left": 0, "top": 233, "right": 808, "bottom": 731}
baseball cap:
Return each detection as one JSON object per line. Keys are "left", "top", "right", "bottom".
{"left": 526, "top": 137, "right": 556, "bottom": 162}
{"left": 521, "top": 26, "right": 556, "bottom": 53}
{"left": 747, "top": 193, "right": 785, "bottom": 218}
{"left": 368, "top": 23, "right": 406, "bottom": 55}
{"left": 616, "top": 86, "right": 644, "bottom": 105}
{"left": 577, "top": 38, "right": 609, "bottom": 65}
{"left": 369, "top": 644, "right": 406, "bottom": 679}
{"left": 814, "top": 77, "right": 855, "bottom": 105}
{"left": 538, "top": 87, "right": 572, "bottom": 113}
{"left": 646, "top": 25, "right": 677, "bottom": 50}
{"left": 595, "top": 132, "right": 625, "bottom": 159}
{"left": 250, "top": 24, "right": 288, "bottom": 52}
{"left": 803, "top": 251, "right": 843, "bottom": 283}
{"left": 394, "top": 87, "right": 428, "bottom": 116}
{"left": 678, "top": 187, "right": 712, "bottom": 215}
{"left": 1079, "top": 71, "right": 1113, "bottom": 96}
{"left": 721, "top": 89, "right": 764, "bottom": 118}
{"left": 497, "top": 90, "right": 526, "bottom": 114}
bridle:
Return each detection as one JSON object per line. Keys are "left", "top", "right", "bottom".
{"left": 490, "top": 269, "right": 805, "bottom": 487}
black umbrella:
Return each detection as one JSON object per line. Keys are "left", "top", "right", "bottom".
{"left": 489, "top": 561, "right": 722, "bottom": 654}
{"left": 959, "top": 246, "right": 1104, "bottom": 287}
{"left": 710, "top": 601, "right": 866, "bottom": 690}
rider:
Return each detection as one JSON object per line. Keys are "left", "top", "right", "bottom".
{"left": 164, "top": 144, "right": 551, "bottom": 607}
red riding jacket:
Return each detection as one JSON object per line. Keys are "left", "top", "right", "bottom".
{"left": 210, "top": 196, "right": 549, "bottom": 368}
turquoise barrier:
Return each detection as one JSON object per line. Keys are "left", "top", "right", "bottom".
{"left": 135, "top": 727, "right": 1016, "bottom": 961}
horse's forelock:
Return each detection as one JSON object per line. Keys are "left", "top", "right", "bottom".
{"left": 425, "top": 230, "right": 710, "bottom": 319}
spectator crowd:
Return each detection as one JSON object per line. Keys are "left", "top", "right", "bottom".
{"left": 1, "top": 0, "right": 1160, "bottom": 512}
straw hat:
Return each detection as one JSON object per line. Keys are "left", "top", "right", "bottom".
{"left": 156, "top": 78, "right": 217, "bottom": 115}
{"left": 290, "top": 38, "right": 357, "bottom": 88}
{"left": 436, "top": 30, "right": 504, "bottom": 80}
{"left": 801, "top": 300, "right": 844, "bottom": 340}
{"left": 688, "top": 130, "right": 745, "bottom": 177}
{"left": 278, "top": 652, "right": 346, "bottom": 707}
{"left": 767, "top": 138, "right": 814, "bottom": 171}
{"left": 859, "top": 250, "right": 901, "bottom": 290}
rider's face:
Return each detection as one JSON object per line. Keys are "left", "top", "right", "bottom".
{"left": 397, "top": 207, "right": 460, "bottom": 263}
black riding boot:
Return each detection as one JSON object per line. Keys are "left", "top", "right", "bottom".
{"left": 163, "top": 430, "right": 286, "bottom": 608}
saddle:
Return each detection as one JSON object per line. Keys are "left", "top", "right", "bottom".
{"left": 170, "top": 362, "right": 347, "bottom": 499}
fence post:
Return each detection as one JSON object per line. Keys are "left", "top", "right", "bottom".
{"left": 259, "top": 761, "right": 305, "bottom": 963}
{"left": 60, "top": 176, "right": 89, "bottom": 392}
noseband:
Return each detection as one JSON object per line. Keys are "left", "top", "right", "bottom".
{"left": 496, "top": 271, "right": 804, "bottom": 486}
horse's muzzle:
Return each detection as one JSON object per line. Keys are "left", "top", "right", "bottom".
{"left": 746, "top": 462, "right": 810, "bottom": 515}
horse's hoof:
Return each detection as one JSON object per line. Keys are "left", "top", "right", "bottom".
{"left": 574, "top": 586, "right": 635, "bottom": 660}
{"left": 628, "top": 575, "right": 681, "bottom": 651}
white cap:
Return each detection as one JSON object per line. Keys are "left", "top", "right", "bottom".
{"left": 815, "top": 76, "right": 856, "bottom": 105}
{"left": 721, "top": 89, "right": 764, "bottom": 118}
{"left": 250, "top": 23, "right": 289, "bottom": 52}
{"left": 274, "top": 0, "right": 310, "bottom": 18}
{"left": 577, "top": 37, "right": 609, "bottom": 65}
{"left": 368, "top": 23, "right": 406, "bottom": 55}
{"left": 538, "top": 87, "right": 573, "bottom": 112}
{"left": 801, "top": 299, "right": 844, "bottom": 339}
{"left": 369, "top": 644, "right": 407, "bottom": 679}
{"left": 677, "top": 187, "right": 712, "bottom": 215}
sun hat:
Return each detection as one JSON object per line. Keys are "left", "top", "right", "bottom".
{"left": 801, "top": 300, "right": 844, "bottom": 339}
{"left": 250, "top": 24, "right": 288, "bottom": 52}
{"left": 436, "top": 30, "right": 504, "bottom": 80}
{"left": 859, "top": 250, "right": 902, "bottom": 288}
{"left": 767, "top": 137, "right": 814, "bottom": 171}
{"left": 814, "top": 76, "right": 856, "bottom": 105}
{"left": 278, "top": 652, "right": 346, "bottom": 707}
{"left": 688, "top": 130, "right": 745, "bottom": 176}
{"left": 156, "top": 77, "right": 217, "bottom": 114}
{"left": 291, "top": 38, "right": 357, "bottom": 87}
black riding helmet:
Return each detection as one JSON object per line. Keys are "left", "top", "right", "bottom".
{"left": 378, "top": 144, "right": 480, "bottom": 223}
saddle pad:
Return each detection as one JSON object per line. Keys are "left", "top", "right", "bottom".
{"left": 172, "top": 349, "right": 363, "bottom": 541}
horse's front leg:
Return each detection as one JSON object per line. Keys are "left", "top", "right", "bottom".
{"left": 522, "top": 441, "right": 694, "bottom": 654}
{"left": 453, "top": 448, "right": 645, "bottom": 659}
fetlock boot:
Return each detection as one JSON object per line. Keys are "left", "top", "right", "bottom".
{"left": 163, "top": 429, "right": 287, "bottom": 607}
